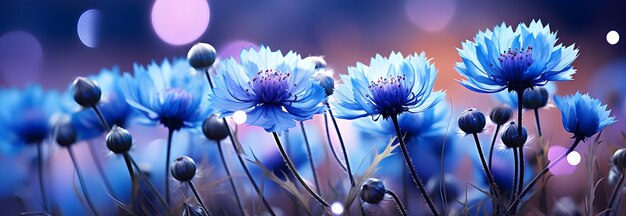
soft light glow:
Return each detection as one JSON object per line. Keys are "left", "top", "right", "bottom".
{"left": 607, "top": 31, "right": 620, "bottom": 45}
{"left": 77, "top": 9, "right": 100, "bottom": 48}
{"left": 233, "top": 111, "right": 247, "bottom": 125}
{"left": 567, "top": 151, "right": 581, "bottom": 166}
{"left": 0, "top": 31, "right": 42, "bottom": 86}
{"left": 405, "top": 0, "right": 456, "bottom": 32}
{"left": 151, "top": 0, "right": 210, "bottom": 45}
{"left": 219, "top": 40, "right": 258, "bottom": 62}
{"left": 548, "top": 146, "right": 576, "bottom": 175}
{"left": 330, "top": 202, "right": 344, "bottom": 215}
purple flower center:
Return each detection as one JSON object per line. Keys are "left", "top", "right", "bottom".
{"left": 364, "top": 74, "right": 414, "bottom": 118}
{"left": 247, "top": 69, "right": 295, "bottom": 105}
{"left": 160, "top": 88, "right": 193, "bottom": 130}
{"left": 491, "top": 46, "right": 535, "bottom": 92}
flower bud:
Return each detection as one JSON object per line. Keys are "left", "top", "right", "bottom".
{"left": 202, "top": 115, "right": 229, "bottom": 141}
{"left": 72, "top": 77, "right": 102, "bottom": 107}
{"left": 171, "top": 156, "right": 196, "bottom": 182}
{"left": 56, "top": 120, "right": 77, "bottom": 147}
{"left": 360, "top": 178, "right": 386, "bottom": 204}
{"left": 458, "top": 108, "right": 486, "bottom": 134}
{"left": 106, "top": 126, "right": 133, "bottom": 154}
{"left": 182, "top": 203, "right": 205, "bottom": 216}
{"left": 501, "top": 122, "right": 528, "bottom": 148}
{"left": 313, "top": 71, "right": 335, "bottom": 96}
{"left": 303, "top": 56, "right": 327, "bottom": 70}
{"left": 522, "top": 87, "right": 549, "bottom": 109}
{"left": 611, "top": 148, "right": 626, "bottom": 173}
{"left": 489, "top": 105, "right": 513, "bottom": 125}
{"left": 187, "top": 43, "right": 216, "bottom": 70}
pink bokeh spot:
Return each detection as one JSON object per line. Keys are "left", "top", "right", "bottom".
{"left": 547, "top": 146, "right": 576, "bottom": 176}
{"left": 0, "top": 31, "right": 42, "bottom": 86}
{"left": 405, "top": 0, "right": 456, "bottom": 32}
{"left": 151, "top": 0, "right": 210, "bottom": 45}
{"left": 218, "top": 40, "right": 259, "bottom": 62}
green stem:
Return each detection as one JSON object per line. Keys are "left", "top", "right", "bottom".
{"left": 189, "top": 181, "right": 212, "bottom": 216}
{"left": 390, "top": 115, "right": 439, "bottom": 216}
{"left": 386, "top": 190, "right": 408, "bottom": 216}
{"left": 507, "top": 138, "right": 582, "bottom": 213}
{"left": 272, "top": 132, "right": 330, "bottom": 209}
{"left": 472, "top": 133, "right": 500, "bottom": 207}
{"left": 165, "top": 128, "right": 174, "bottom": 204}
{"left": 36, "top": 142, "right": 48, "bottom": 213}
{"left": 517, "top": 146, "right": 525, "bottom": 201}
{"left": 122, "top": 153, "right": 136, "bottom": 206}
{"left": 204, "top": 68, "right": 214, "bottom": 92}
{"left": 216, "top": 140, "right": 246, "bottom": 216}
{"left": 533, "top": 109, "right": 542, "bottom": 137}
{"left": 512, "top": 148, "right": 519, "bottom": 201}
{"left": 300, "top": 121, "right": 321, "bottom": 193}
{"left": 223, "top": 119, "right": 276, "bottom": 216}
{"left": 91, "top": 106, "right": 110, "bottom": 131}
{"left": 67, "top": 146, "right": 100, "bottom": 216}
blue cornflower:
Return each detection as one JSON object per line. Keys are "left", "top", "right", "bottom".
{"left": 122, "top": 59, "right": 211, "bottom": 130}
{"left": 0, "top": 86, "right": 60, "bottom": 154}
{"left": 333, "top": 52, "right": 445, "bottom": 120}
{"left": 456, "top": 20, "right": 578, "bottom": 93}
{"left": 208, "top": 46, "right": 326, "bottom": 133}
{"left": 67, "top": 67, "right": 138, "bottom": 140}
{"left": 553, "top": 92, "right": 615, "bottom": 140}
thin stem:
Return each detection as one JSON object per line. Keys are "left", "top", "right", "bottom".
{"left": 164, "top": 128, "right": 174, "bottom": 204}
{"left": 86, "top": 141, "right": 117, "bottom": 199}
{"left": 188, "top": 181, "right": 212, "bottom": 216}
{"left": 402, "top": 164, "right": 408, "bottom": 207}
{"left": 517, "top": 146, "right": 525, "bottom": 200}
{"left": 122, "top": 153, "right": 136, "bottom": 205}
{"left": 472, "top": 133, "right": 500, "bottom": 204}
{"left": 67, "top": 146, "right": 100, "bottom": 216}
{"left": 533, "top": 109, "right": 542, "bottom": 137}
{"left": 489, "top": 124, "right": 501, "bottom": 170}
{"left": 512, "top": 148, "right": 519, "bottom": 201}
{"left": 300, "top": 121, "right": 321, "bottom": 193}
{"left": 323, "top": 113, "right": 348, "bottom": 172}
{"left": 507, "top": 138, "right": 582, "bottom": 213}
{"left": 36, "top": 143, "right": 48, "bottom": 213}
{"left": 223, "top": 120, "right": 276, "bottom": 216}
{"left": 216, "top": 140, "right": 246, "bottom": 216}
{"left": 128, "top": 154, "right": 171, "bottom": 211}
{"left": 204, "top": 68, "right": 215, "bottom": 92}
{"left": 606, "top": 173, "right": 625, "bottom": 216}
{"left": 390, "top": 115, "right": 439, "bottom": 216}
{"left": 327, "top": 104, "right": 356, "bottom": 187}
{"left": 386, "top": 190, "right": 408, "bottom": 216}
{"left": 272, "top": 132, "right": 330, "bottom": 209}
{"left": 91, "top": 106, "right": 110, "bottom": 131}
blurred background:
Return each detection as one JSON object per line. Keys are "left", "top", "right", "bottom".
{"left": 1, "top": 0, "right": 625, "bottom": 215}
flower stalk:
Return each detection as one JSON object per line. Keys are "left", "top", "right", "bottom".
{"left": 67, "top": 146, "right": 100, "bottom": 216}
{"left": 300, "top": 121, "right": 321, "bottom": 193}
{"left": 386, "top": 190, "right": 408, "bottom": 216}
{"left": 216, "top": 140, "right": 246, "bottom": 216}
{"left": 327, "top": 104, "right": 356, "bottom": 187}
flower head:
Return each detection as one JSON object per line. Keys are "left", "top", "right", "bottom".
{"left": 55, "top": 117, "right": 77, "bottom": 147}
{"left": 612, "top": 148, "right": 626, "bottom": 173}
{"left": 123, "top": 59, "right": 211, "bottom": 131}
{"left": 500, "top": 122, "right": 528, "bottom": 148}
{"left": 106, "top": 126, "right": 133, "bottom": 154}
{"left": 489, "top": 105, "right": 513, "bottom": 125}
{"left": 360, "top": 178, "right": 386, "bottom": 204}
{"left": 333, "top": 52, "right": 445, "bottom": 120}
{"left": 456, "top": 20, "right": 578, "bottom": 93}
{"left": 0, "top": 86, "right": 60, "bottom": 153}
{"left": 313, "top": 70, "right": 335, "bottom": 96}
{"left": 492, "top": 81, "right": 557, "bottom": 109}
{"left": 187, "top": 42, "right": 217, "bottom": 70}
{"left": 553, "top": 92, "right": 615, "bottom": 140}
{"left": 208, "top": 46, "right": 326, "bottom": 133}
{"left": 170, "top": 156, "right": 197, "bottom": 182}
{"left": 522, "top": 87, "right": 549, "bottom": 109}
{"left": 68, "top": 67, "right": 138, "bottom": 140}
{"left": 202, "top": 115, "right": 229, "bottom": 141}
{"left": 71, "top": 77, "right": 102, "bottom": 107}
{"left": 458, "top": 108, "right": 486, "bottom": 134}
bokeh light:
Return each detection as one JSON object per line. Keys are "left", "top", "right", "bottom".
{"left": 330, "top": 202, "right": 344, "bottom": 215}
{"left": 607, "top": 30, "right": 619, "bottom": 45}
{"left": 405, "top": 0, "right": 456, "bottom": 32}
{"left": 151, "top": 0, "right": 210, "bottom": 45}
{"left": 77, "top": 9, "right": 101, "bottom": 48}
{"left": 567, "top": 151, "right": 581, "bottom": 166}
{"left": 233, "top": 110, "right": 247, "bottom": 125}
{"left": 218, "top": 40, "right": 258, "bottom": 61}
{"left": 548, "top": 146, "right": 576, "bottom": 175}
{"left": 0, "top": 31, "right": 42, "bottom": 86}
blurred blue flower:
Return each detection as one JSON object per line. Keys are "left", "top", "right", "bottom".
{"left": 0, "top": 85, "right": 60, "bottom": 154}
{"left": 456, "top": 20, "right": 578, "bottom": 93}
{"left": 553, "top": 92, "right": 615, "bottom": 139}
{"left": 492, "top": 82, "right": 556, "bottom": 108}
{"left": 122, "top": 59, "right": 210, "bottom": 130}
{"left": 333, "top": 52, "right": 445, "bottom": 120}
{"left": 208, "top": 46, "right": 326, "bottom": 133}
{"left": 355, "top": 100, "right": 457, "bottom": 181}
{"left": 66, "top": 67, "right": 138, "bottom": 140}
